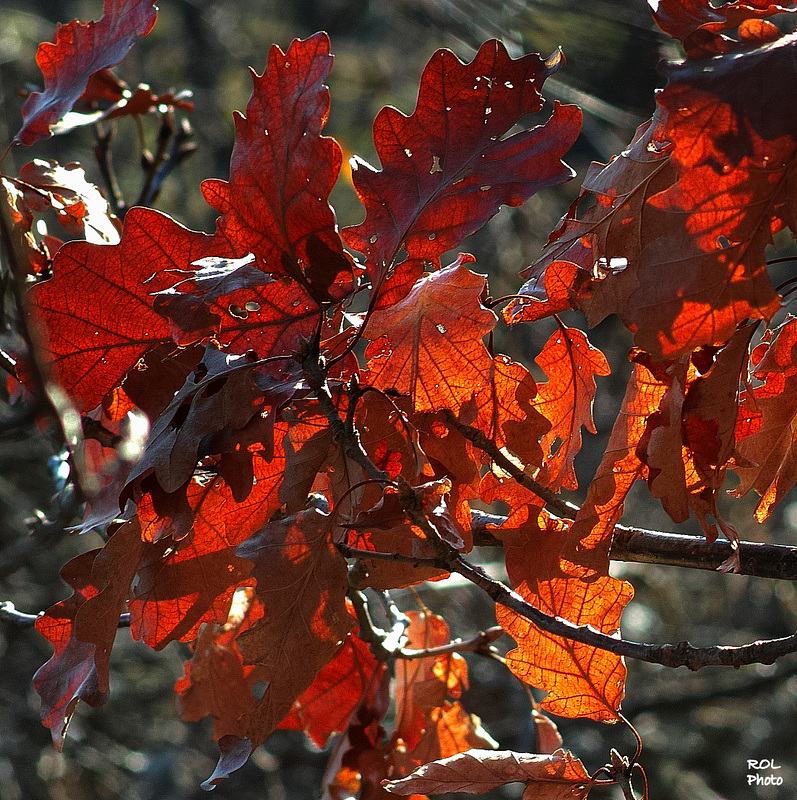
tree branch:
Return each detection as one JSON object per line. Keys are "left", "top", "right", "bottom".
{"left": 0, "top": 601, "right": 132, "bottom": 629}
{"left": 304, "top": 360, "right": 797, "bottom": 671}
{"left": 471, "top": 511, "right": 797, "bottom": 581}
{"left": 398, "top": 625, "right": 505, "bottom": 660}
{"left": 446, "top": 552, "right": 797, "bottom": 670}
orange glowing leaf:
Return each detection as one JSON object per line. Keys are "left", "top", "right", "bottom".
{"left": 532, "top": 324, "right": 610, "bottom": 491}
{"left": 364, "top": 257, "right": 497, "bottom": 413}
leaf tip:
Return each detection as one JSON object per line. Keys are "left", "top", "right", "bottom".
{"left": 201, "top": 735, "right": 253, "bottom": 790}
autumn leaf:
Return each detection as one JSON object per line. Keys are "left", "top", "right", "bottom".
{"left": 532, "top": 324, "right": 610, "bottom": 491}
{"left": 129, "top": 443, "right": 285, "bottom": 648}
{"left": 16, "top": 0, "right": 158, "bottom": 145}
{"left": 506, "top": 114, "right": 675, "bottom": 332}
{"left": 31, "top": 35, "right": 341, "bottom": 412}
{"left": 33, "top": 550, "right": 106, "bottom": 750}
{"left": 649, "top": 0, "right": 795, "bottom": 58}
{"left": 17, "top": 159, "right": 121, "bottom": 244}
{"left": 125, "top": 345, "right": 300, "bottom": 495}
{"left": 279, "top": 623, "right": 386, "bottom": 748}
{"left": 497, "top": 506, "right": 631, "bottom": 722}
{"left": 0, "top": 176, "right": 53, "bottom": 275}
{"left": 343, "top": 39, "right": 580, "bottom": 303}
{"left": 509, "top": 61, "right": 783, "bottom": 358}
{"left": 33, "top": 521, "right": 146, "bottom": 748}
{"left": 175, "top": 621, "right": 260, "bottom": 740}
{"left": 637, "top": 324, "right": 756, "bottom": 542}
{"left": 201, "top": 33, "right": 354, "bottom": 303}
{"left": 733, "top": 316, "right": 797, "bottom": 520}
{"left": 391, "top": 611, "right": 495, "bottom": 777}
{"left": 384, "top": 748, "right": 589, "bottom": 799}
{"left": 468, "top": 355, "right": 550, "bottom": 474}
{"left": 342, "top": 488, "right": 450, "bottom": 590}
{"left": 364, "top": 257, "right": 497, "bottom": 412}
{"left": 230, "top": 506, "right": 354, "bottom": 750}
{"left": 29, "top": 208, "right": 224, "bottom": 412}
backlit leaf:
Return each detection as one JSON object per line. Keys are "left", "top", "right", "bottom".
{"left": 29, "top": 208, "right": 223, "bottom": 412}
{"left": 230, "top": 506, "right": 353, "bottom": 749}
{"left": 201, "top": 33, "right": 354, "bottom": 303}
{"left": 343, "top": 39, "right": 580, "bottom": 303}
{"left": 532, "top": 324, "right": 610, "bottom": 491}
{"left": 384, "top": 748, "right": 589, "bottom": 798}
{"left": 16, "top": 0, "right": 158, "bottom": 145}
{"left": 279, "top": 623, "right": 385, "bottom": 748}
{"left": 34, "top": 521, "right": 145, "bottom": 747}
{"left": 733, "top": 316, "right": 797, "bottom": 520}
{"left": 497, "top": 506, "right": 631, "bottom": 722}
{"left": 364, "top": 257, "right": 497, "bottom": 413}
{"left": 129, "top": 444, "right": 285, "bottom": 648}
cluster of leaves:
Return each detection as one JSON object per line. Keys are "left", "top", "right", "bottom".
{"left": 4, "top": 0, "right": 797, "bottom": 798}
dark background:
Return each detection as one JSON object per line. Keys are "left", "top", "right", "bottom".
{"left": 1, "top": 1, "right": 797, "bottom": 798}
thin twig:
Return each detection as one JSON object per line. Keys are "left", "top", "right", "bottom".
{"left": 398, "top": 625, "right": 504, "bottom": 659}
{"left": 0, "top": 600, "right": 132, "bottom": 629}
{"left": 0, "top": 601, "right": 40, "bottom": 627}
{"left": 93, "top": 123, "right": 126, "bottom": 218}
{"left": 442, "top": 410, "right": 578, "bottom": 519}
{"left": 336, "top": 542, "right": 440, "bottom": 567}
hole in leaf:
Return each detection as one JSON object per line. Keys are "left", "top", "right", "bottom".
{"left": 170, "top": 401, "right": 192, "bottom": 431}
{"left": 201, "top": 377, "right": 226, "bottom": 399}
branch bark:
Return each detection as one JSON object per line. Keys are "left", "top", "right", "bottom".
{"left": 471, "top": 512, "right": 797, "bottom": 581}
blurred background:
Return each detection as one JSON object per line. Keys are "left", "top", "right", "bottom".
{"left": 1, "top": 1, "right": 797, "bottom": 798}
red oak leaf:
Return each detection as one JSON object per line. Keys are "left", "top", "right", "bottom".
{"left": 532, "top": 324, "right": 610, "bottom": 491}
{"left": 279, "top": 625, "right": 385, "bottom": 748}
{"left": 391, "top": 611, "right": 495, "bottom": 778}
{"left": 201, "top": 33, "right": 354, "bottom": 303}
{"left": 17, "top": 159, "right": 121, "bottom": 244}
{"left": 364, "top": 257, "right": 497, "bottom": 413}
{"left": 29, "top": 208, "right": 225, "bottom": 412}
{"left": 650, "top": 0, "right": 796, "bottom": 58}
{"left": 129, "top": 443, "right": 285, "bottom": 649}
{"left": 497, "top": 507, "right": 632, "bottom": 723}
{"left": 33, "top": 521, "right": 146, "bottom": 748}
{"left": 509, "top": 65, "right": 783, "bottom": 358}
{"left": 31, "top": 35, "right": 341, "bottom": 412}
{"left": 175, "top": 622, "right": 260, "bottom": 740}
{"left": 636, "top": 324, "right": 755, "bottom": 544}
{"left": 467, "top": 356, "right": 550, "bottom": 474}
{"left": 497, "top": 362, "right": 667, "bottom": 722}
{"left": 384, "top": 749, "right": 589, "bottom": 799}
{"left": 733, "top": 316, "right": 797, "bottom": 520}
{"left": 16, "top": 0, "right": 158, "bottom": 145}
{"left": 226, "top": 506, "right": 353, "bottom": 750}
{"left": 343, "top": 39, "right": 580, "bottom": 304}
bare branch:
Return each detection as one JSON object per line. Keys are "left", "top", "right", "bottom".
{"left": 471, "top": 511, "right": 797, "bottom": 581}
{"left": 0, "top": 600, "right": 131, "bottom": 629}
{"left": 398, "top": 625, "right": 505, "bottom": 659}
